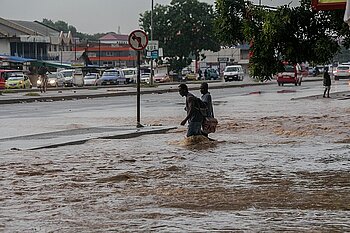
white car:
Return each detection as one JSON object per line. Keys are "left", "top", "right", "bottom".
{"left": 223, "top": 65, "right": 244, "bottom": 81}
{"left": 84, "top": 73, "right": 100, "bottom": 86}
{"left": 334, "top": 64, "right": 350, "bottom": 80}
{"left": 140, "top": 73, "right": 151, "bottom": 84}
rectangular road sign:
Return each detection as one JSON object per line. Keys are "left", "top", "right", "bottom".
{"left": 146, "top": 40, "right": 159, "bottom": 51}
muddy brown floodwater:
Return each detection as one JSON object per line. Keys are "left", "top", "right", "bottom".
{"left": 0, "top": 89, "right": 349, "bottom": 232}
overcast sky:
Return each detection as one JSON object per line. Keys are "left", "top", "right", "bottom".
{"left": 0, "top": 0, "right": 299, "bottom": 35}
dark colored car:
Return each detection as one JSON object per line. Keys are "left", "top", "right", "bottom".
{"left": 100, "top": 69, "right": 126, "bottom": 85}
{"left": 204, "top": 68, "right": 219, "bottom": 80}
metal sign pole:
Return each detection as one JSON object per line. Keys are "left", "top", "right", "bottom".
{"left": 128, "top": 29, "right": 148, "bottom": 128}
{"left": 136, "top": 51, "right": 143, "bottom": 128}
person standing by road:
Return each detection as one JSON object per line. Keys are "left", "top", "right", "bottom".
{"left": 323, "top": 67, "right": 331, "bottom": 98}
{"left": 178, "top": 83, "right": 203, "bottom": 137}
{"left": 38, "top": 63, "right": 49, "bottom": 93}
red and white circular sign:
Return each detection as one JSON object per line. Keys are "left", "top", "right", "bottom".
{"left": 128, "top": 30, "right": 148, "bottom": 51}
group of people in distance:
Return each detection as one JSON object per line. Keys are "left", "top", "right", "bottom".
{"left": 178, "top": 82, "right": 215, "bottom": 139}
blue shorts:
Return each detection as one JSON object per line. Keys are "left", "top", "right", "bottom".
{"left": 187, "top": 122, "right": 202, "bottom": 137}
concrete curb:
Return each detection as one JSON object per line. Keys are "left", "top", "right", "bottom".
{"left": 0, "top": 78, "right": 323, "bottom": 105}
{"left": 0, "top": 82, "right": 273, "bottom": 105}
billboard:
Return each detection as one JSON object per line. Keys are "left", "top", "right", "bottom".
{"left": 311, "top": 0, "right": 346, "bottom": 10}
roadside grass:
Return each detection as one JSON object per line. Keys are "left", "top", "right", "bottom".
{"left": 24, "top": 92, "right": 40, "bottom": 96}
{"left": 139, "top": 83, "right": 159, "bottom": 88}
{"left": 1, "top": 89, "right": 16, "bottom": 93}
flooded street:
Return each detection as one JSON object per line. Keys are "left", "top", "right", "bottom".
{"left": 0, "top": 82, "right": 349, "bottom": 232}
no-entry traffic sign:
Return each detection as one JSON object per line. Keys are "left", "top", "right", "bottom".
{"left": 128, "top": 30, "right": 148, "bottom": 51}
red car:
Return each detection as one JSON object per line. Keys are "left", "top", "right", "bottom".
{"left": 276, "top": 64, "right": 302, "bottom": 86}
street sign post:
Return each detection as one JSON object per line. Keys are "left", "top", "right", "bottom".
{"left": 129, "top": 30, "right": 149, "bottom": 128}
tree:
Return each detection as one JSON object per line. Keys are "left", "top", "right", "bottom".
{"left": 140, "top": 0, "right": 220, "bottom": 74}
{"left": 40, "top": 19, "right": 104, "bottom": 41}
{"left": 215, "top": 0, "right": 350, "bottom": 81}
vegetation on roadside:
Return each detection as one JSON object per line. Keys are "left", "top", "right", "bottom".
{"left": 215, "top": 0, "right": 350, "bottom": 81}
{"left": 139, "top": 83, "right": 159, "bottom": 88}
{"left": 140, "top": 0, "right": 220, "bottom": 75}
{"left": 24, "top": 92, "right": 40, "bottom": 96}
{"left": 41, "top": 19, "right": 106, "bottom": 41}
{"left": 1, "top": 89, "right": 15, "bottom": 94}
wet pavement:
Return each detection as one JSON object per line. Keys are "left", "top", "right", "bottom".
{"left": 0, "top": 78, "right": 349, "bottom": 232}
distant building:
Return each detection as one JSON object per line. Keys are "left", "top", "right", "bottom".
{"left": 0, "top": 17, "right": 74, "bottom": 61}
{"left": 198, "top": 45, "right": 250, "bottom": 75}
{"left": 75, "top": 33, "right": 138, "bottom": 68}
{"left": 99, "top": 32, "right": 129, "bottom": 46}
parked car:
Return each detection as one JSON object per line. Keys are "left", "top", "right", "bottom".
{"left": 60, "top": 69, "right": 74, "bottom": 87}
{"left": 37, "top": 72, "right": 65, "bottom": 88}
{"left": 84, "top": 73, "right": 100, "bottom": 86}
{"left": 333, "top": 64, "right": 350, "bottom": 80}
{"left": 0, "top": 70, "right": 21, "bottom": 89}
{"left": 204, "top": 68, "right": 219, "bottom": 80}
{"left": 140, "top": 73, "right": 151, "bottom": 84}
{"left": 223, "top": 65, "right": 244, "bottom": 81}
{"left": 154, "top": 73, "right": 170, "bottom": 83}
{"left": 100, "top": 68, "right": 126, "bottom": 85}
{"left": 276, "top": 63, "right": 302, "bottom": 86}
{"left": 0, "top": 76, "right": 4, "bottom": 90}
{"left": 122, "top": 68, "right": 137, "bottom": 83}
{"left": 59, "top": 69, "right": 84, "bottom": 87}
{"left": 140, "top": 67, "right": 152, "bottom": 84}
{"left": 5, "top": 74, "right": 32, "bottom": 89}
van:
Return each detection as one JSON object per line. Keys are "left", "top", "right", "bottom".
{"left": 122, "top": 68, "right": 137, "bottom": 83}
{"left": 276, "top": 63, "right": 302, "bottom": 86}
{"left": 59, "top": 69, "right": 84, "bottom": 87}
{"left": 223, "top": 65, "right": 244, "bottom": 81}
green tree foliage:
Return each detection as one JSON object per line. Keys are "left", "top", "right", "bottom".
{"left": 215, "top": 0, "right": 247, "bottom": 46}
{"left": 215, "top": 0, "right": 350, "bottom": 81}
{"left": 140, "top": 0, "right": 220, "bottom": 74}
{"left": 41, "top": 19, "right": 103, "bottom": 41}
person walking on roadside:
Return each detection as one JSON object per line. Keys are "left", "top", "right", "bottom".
{"left": 38, "top": 63, "right": 49, "bottom": 93}
{"left": 178, "top": 83, "right": 203, "bottom": 137}
{"left": 200, "top": 82, "right": 214, "bottom": 137}
{"left": 323, "top": 67, "right": 331, "bottom": 98}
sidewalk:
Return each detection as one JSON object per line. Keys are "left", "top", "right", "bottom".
{"left": 0, "top": 125, "right": 177, "bottom": 150}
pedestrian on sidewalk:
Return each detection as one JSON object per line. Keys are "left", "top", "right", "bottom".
{"left": 178, "top": 83, "right": 203, "bottom": 137}
{"left": 323, "top": 67, "right": 331, "bottom": 98}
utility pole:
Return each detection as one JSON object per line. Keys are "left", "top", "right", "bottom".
{"left": 150, "top": 0, "right": 154, "bottom": 86}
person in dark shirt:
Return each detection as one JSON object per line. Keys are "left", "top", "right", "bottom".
{"left": 323, "top": 67, "right": 331, "bottom": 98}
{"left": 178, "top": 83, "right": 203, "bottom": 137}
{"left": 38, "top": 63, "right": 50, "bottom": 93}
